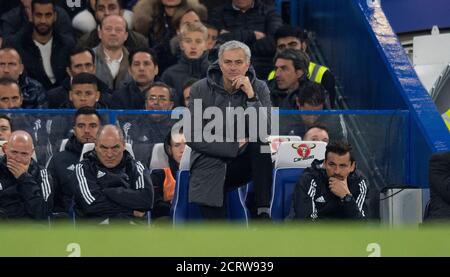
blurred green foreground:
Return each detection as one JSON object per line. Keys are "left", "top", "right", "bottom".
{"left": 0, "top": 221, "right": 449, "bottom": 257}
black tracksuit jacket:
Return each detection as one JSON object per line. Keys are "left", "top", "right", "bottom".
{"left": 291, "top": 159, "right": 369, "bottom": 220}
{"left": 0, "top": 156, "right": 53, "bottom": 219}
{"left": 71, "top": 150, "right": 153, "bottom": 219}
{"left": 46, "top": 135, "right": 83, "bottom": 213}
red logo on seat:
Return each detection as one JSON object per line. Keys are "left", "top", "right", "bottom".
{"left": 290, "top": 143, "right": 317, "bottom": 162}
{"left": 296, "top": 144, "right": 311, "bottom": 158}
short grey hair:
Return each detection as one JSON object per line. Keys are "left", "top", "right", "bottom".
{"left": 218, "top": 40, "right": 251, "bottom": 64}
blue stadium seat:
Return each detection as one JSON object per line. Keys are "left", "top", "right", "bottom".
{"left": 171, "top": 146, "right": 249, "bottom": 225}
{"left": 270, "top": 141, "right": 327, "bottom": 221}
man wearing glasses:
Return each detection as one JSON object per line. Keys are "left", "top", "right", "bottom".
{"left": 120, "top": 82, "right": 175, "bottom": 165}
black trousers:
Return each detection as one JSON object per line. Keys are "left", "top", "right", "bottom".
{"left": 200, "top": 142, "right": 273, "bottom": 220}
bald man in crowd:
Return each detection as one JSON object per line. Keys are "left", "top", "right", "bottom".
{"left": 94, "top": 15, "right": 132, "bottom": 90}
{"left": 303, "top": 124, "right": 330, "bottom": 143}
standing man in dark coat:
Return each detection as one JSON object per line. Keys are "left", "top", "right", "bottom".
{"left": 186, "top": 40, "right": 273, "bottom": 219}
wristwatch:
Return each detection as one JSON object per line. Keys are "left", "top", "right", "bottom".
{"left": 341, "top": 194, "right": 354, "bottom": 203}
{"left": 247, "top": 95, "right": 258, "bottom": 102}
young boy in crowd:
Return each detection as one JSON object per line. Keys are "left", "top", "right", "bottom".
{"left": 161, "top": 21, "right": 209, "bottom": 107}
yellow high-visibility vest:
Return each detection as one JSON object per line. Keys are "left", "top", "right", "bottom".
{"left": 443, "top": 108, "right": 450, "bottom": 131}
{"left": 267, "top": 61, "right": 329, "bottom": 84}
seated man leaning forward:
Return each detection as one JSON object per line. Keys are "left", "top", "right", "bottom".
{"left": 71, "top": 124, "right": 153, "bottom": 221}
{"left": 0, "top": 130, "right": 53, "bottom": 220}
{"left": 291, "top": 141, "right": 369, "bottom": 220}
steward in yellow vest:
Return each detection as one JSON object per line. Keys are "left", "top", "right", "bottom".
{"left": 272, "top": 25, "right": 337, "bottom": 107}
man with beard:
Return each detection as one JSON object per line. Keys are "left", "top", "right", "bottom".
{"left": 4, "top": 0, "right": 75, "bottom": 90}
{"left": 290, "top": 141, "right": 369, "bottom": 220}
{"left": 268, "top": 25, "right": 337, "bottom": 107}
{"left": 47, "top": 107, "right": 102, "bottom": 213}
{"left": 0, "top": 0, "right": 73, "bottom": 40}
{"left": 47, "top": 73, "right": 106, "bottom": 162}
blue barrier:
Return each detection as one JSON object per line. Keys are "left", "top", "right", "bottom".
{"left": 299, "top": 0, "right": 450, "bottom": 187}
